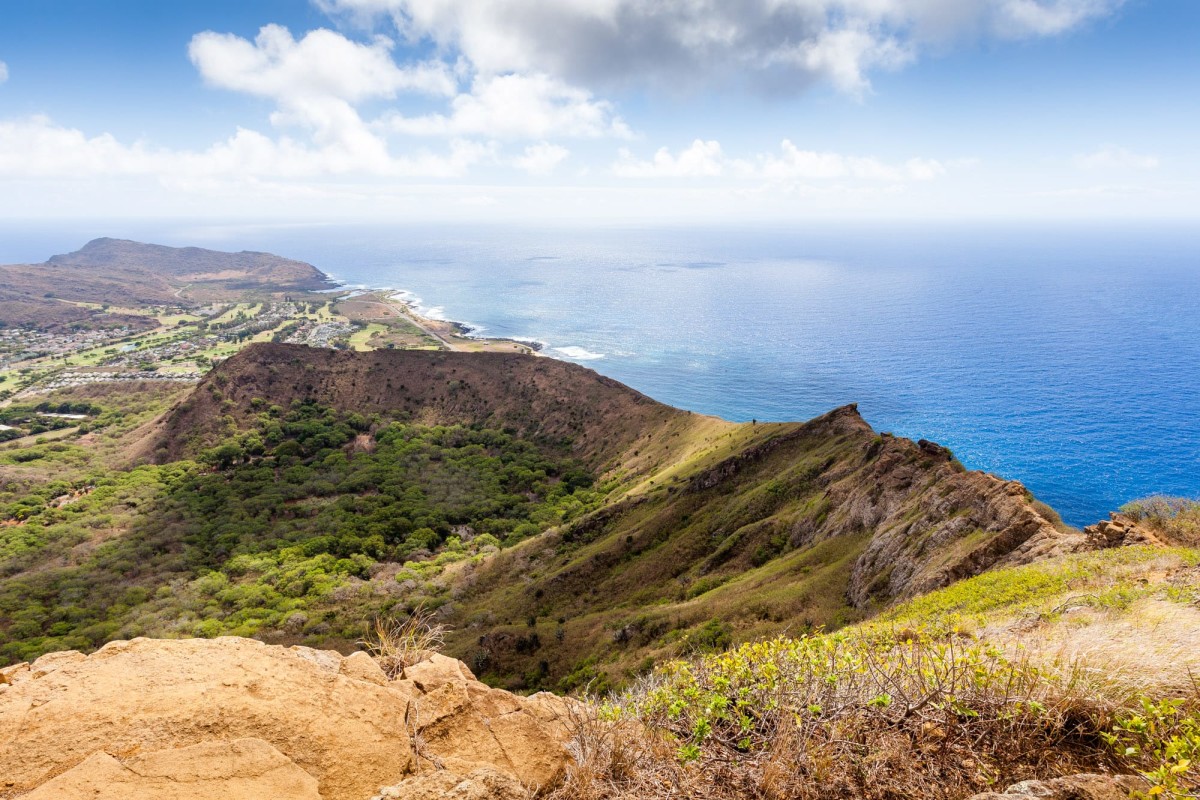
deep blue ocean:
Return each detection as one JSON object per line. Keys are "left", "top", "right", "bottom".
{"left": 3, "top": 221, "right": 1198, "bottom": 527}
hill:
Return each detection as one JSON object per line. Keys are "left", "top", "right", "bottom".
{"left": 124, "top": 343, "right": 1087, "bottom": 690}
{"left": 47, "top": 238, "right": 331, "bottom": 293}
{"left": 1, "top": 342, "right": 1196, "bottom": 799}
{"left": 0, "top": 239, "right": 333, "bottom": 332}
{"left": 142, "top": 342, "right": 711, "bottom": 472}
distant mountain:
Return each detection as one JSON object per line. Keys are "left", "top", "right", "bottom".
{"left": 47, "top": 238, "right": 332, "bottom": 292}
{"left": 0, "top": 239, "right": 333, "bottom": 330}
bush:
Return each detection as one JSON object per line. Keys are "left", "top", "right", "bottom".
{"left": 1120, "top": 496, "right": 1200, "bottom": 545}
{"left": 553, "top": 629, "right": 1124, "bottom": 799}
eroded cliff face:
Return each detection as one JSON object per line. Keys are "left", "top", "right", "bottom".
{"left": 835, "top": 431, "right": 1086, "bottom": 607}
{"left": 0, "top": 638, "right": 575, "bottom": 800}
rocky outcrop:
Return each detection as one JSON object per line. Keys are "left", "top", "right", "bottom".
{"left": 1084, "top": 513, "right": 1166, "bottom": 549}
{"left": 967, "top": 773, "right": 1142, "bottom": 799}
{"left": 781, "top": 413, "right": 1089, "bottom": 607}
{"left": 397, "top": 654, "right": 575, "bottom": 789}
{"left": 0, "top": 638, "right": 575, "bottom": 800}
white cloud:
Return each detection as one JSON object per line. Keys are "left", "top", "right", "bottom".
{"left": 188, "top": 25, "right": 463, "bottom": 166}
{"left": 380, "top": 73, "right": 631, "bottom": 139}
{"left": 994, "top": 0, "right": 1125, "bottom": 37}
{"left": 0, "top": 115, "right": 494, "bottom": 180}
{"left": 318, "top": 0, "right": 1127, "bottom": 96}
{"left": 513, "top": 142, "right": 570, "bottom": 176}
{"left": 188, "top": 25, "right": 455, "bottom": 102}
{"left": 614, "top": 139, "right": 947, "bottom": 182}
{"left": 1073, "top": 145, "right": 1160, "bottom": 171}
{"left": 0, "top": 61, "right": 8, "bottom": 84}
{"left": 614, "top": 140, "right": 731, "bottom": 178}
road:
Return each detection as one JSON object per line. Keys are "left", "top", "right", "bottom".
{"left": 367, "top": 296, "right": 461, "bottom": 351}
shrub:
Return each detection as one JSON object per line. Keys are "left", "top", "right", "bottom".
{"left": 1120, "top": 496, "right": 1200, "bottom": 545}
{"left": 552, "top": 629, "right": 1123, "bottom": 800}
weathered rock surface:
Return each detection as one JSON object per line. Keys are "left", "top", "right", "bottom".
{"left": 967, "top": 773, "right": 1143, "bottom": 799}
{"left": 19, "top": 738, "right": 322, "bottom": 800}
{"left": 397, "top": 654, "right": 574, "bottom": 789}
{"left": 0, "top": 638, "right": 575, "bottom": 800}
{"left": 372, "top": 767, "right": 528, "bottom": 800}
{"left": 784, "top": 408, "right": 1088, "bottom": 607}
{"left": 1084, "top": 513, "right": 1166, "bottom": 549}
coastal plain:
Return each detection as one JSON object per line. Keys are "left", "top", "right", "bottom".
{"left": 0, "top": 238, "right": 530, "bottom": 411}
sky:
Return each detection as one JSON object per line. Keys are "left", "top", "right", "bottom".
{"left": 0, "top": 0, "right": 1197, "bottom": 223}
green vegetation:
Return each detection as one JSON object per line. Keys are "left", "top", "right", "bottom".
{"left": 0, "top": 401, "right": 98, "bottom": 442}
{"left": 554, "top": 545, "right": 1200, "bottom": 799}
{"left": 874, "top": 545, "right": 1200, "bottom": 636}
{"left": 1121, "top": 495, "right": 1200, "bottom": 545}
{"left": 0, "top": 400, "right": 604, "bottom": 664}
{"left": 567, "top": 632, "right": 1109, "bottom": 799}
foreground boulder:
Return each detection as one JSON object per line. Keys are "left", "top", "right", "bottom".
{"left": 0, "top": 638, "right": 575, "bottom": 799}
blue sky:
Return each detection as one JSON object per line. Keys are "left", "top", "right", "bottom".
{"left": 0, "top": 0, "right": 1196, "bottom": 222}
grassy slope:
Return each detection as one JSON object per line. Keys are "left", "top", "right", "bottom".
{"left": 3, "top": 346, "right": 1083, "bottom": 696}
{"left": 125, "top": 346, "right": 1079, "bottom": 692}
{"left": 437, "top": 403, "right": 1073, "bottom": 692}
{"left": 553, "top": 545, "right": 1200, "bottom": 799}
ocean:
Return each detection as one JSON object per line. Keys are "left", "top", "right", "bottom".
{"left": 3, "top": 220, "right": 1198, "bottom": 527}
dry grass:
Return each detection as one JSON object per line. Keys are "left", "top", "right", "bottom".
{"left": 991, "top": 598, "right": 1200, "bottom": 697}
{"left": 1121, "top": 496, "right": 1200, "bottom": 547}
{"left": 547, "top": 546, "right": 1200, "bottom": 799}
{"left": 549, "top": 631, "right": 1125, "bottom": 800}
{"left": 360, "top": 607, "right": 448, "bottom": 679}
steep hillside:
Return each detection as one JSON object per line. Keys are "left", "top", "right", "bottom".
{"left": 438, "top": 404, "right": 1082, "bottom": 689}
{"left": 122, "top": 344, "right": 1089, "bottom": 690}
{"left": 144, "top": 342, "right": 722, "bottom": 472}
{"left": 556, "top": 545, "right": 1200, "bottom": 800}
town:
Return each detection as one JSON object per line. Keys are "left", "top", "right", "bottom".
{"left": 0, "top": 296, "right": 375, "bottom": 402}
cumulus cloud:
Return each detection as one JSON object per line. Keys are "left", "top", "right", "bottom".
{"left": 318, "top": 0, "right": 1126, "bottom": 95}
{"left": 0, "top": 61, "right": 8, "bottom": 84}
{"left": 1073, "top": 145, "right": 1160, "bottom": 171}
{"left": 188, "top": 25, "right": 463, "bottom": 164}
{"left": 513, "top": 142, "right": 570, "bottom": 176}
{"left": 379, "top": 73, "right": 630, "bottom": 139}
{"left": 0, "top": 21, "right": 629, "bottom": 191}
{"left": 614, "top": 139, "right": 947, "bottom": 182}
{"left": 994, "top": 0, "right": 1124, "bottom": 37}
{"left": 188, "top": 25, "right": 455, "bottom": 102}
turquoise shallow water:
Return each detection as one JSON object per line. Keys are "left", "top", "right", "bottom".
{"left": 4, "top": 221, "right": 1198, "bottom": 527}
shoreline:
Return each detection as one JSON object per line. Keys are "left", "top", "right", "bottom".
{"left": 330, "top": 278, "right": 544, "bottom": 356}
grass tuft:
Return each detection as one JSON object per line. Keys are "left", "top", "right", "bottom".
{"left": 360, "top": 607, "right": 448, "bottom": 679}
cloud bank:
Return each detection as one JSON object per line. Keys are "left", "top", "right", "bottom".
{"left": 319, "top": 0, "right": 1126, "bottom": 96}
{"left": 613, "top": 139, "right": 948, "bottom": 182}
